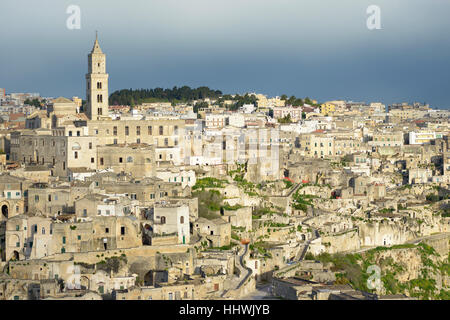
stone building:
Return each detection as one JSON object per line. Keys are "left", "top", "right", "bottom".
{"left": 5, "top": 215, "right": 52, "bottom": 261}
{"left": 97, "top": 144, "right": 155, "bottom": 178}
{"left": 74, "top": 193, "right": 137, "bottom": 218}
{"left": 10, "top": 127, "right": 97, "bottom": 178}
{"left": 195, "top": 218, "right": 231, "bottom": 248}
{"left": 51, "top": 216, "right": 141, "bottom": 254}
{"left": 0, "top": 174, "right": 29, "bottom": 220}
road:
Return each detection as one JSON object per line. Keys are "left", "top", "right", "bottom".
{"left": 241, "top": 284, "right": 276, "bottom": 300}
{"left": 404, "top": 232, "right": 450, "bottom": 244}
{"left": 220, "top": 243, "right": 252, "bottom": 297}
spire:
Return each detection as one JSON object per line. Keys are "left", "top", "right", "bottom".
{"left": 91, "top": 31, "right": 103, "bottom": 54}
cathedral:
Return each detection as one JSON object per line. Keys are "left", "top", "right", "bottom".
{"left": 10, "top": 36, "right": 189, "bottom": 179}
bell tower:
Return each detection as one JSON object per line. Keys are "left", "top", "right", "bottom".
{"left": 85, "top": 32, "right": 109, "bottom": 120}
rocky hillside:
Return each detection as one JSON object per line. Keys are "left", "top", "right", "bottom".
{"left": 310, "top": 241, "right": 450, "bottom": 300}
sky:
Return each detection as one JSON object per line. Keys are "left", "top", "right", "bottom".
{"left": 1, "top": 0, "right": 450, "bottom": 108}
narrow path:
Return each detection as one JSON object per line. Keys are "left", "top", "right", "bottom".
{"left": 296, "top": 217, "right": 320, "bottom": 261}
{"left": 221, "top": 243, "right": 253, "bottom": 297}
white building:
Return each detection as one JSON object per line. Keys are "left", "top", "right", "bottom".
{"left": 156, "top": 168, "right": 196, "bottom": 188}
{"left": 409, "top": 131, "right": 436, "bottom": 145}
{"left": 153, "top": 204, "right": 190, "bottom": 244}
{"left": 205, "top": 114, "right": 228, "bottom": 128}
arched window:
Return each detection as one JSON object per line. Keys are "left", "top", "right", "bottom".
{"left": 127, "top": 156, "right": 133, "bottom": 163}
{"left": 161, "top": 216, "right": 166, "bottom": 224}
{"left": 72, "top": 142, "right": 81, "bottom": 150}
{"left": 180, "top": 216, "right": 184, "bottom": 224}
{"left": 42, "top": 227, "right": 45, "bottom": 235}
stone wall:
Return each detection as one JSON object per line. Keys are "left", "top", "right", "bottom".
{"left": 321, "top": 228, "right": 360, "bottom": 254}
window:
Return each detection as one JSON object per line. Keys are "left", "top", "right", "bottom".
{"left": 97, "top": 94, "right": 103, "bottom": 103}
{"left": 180, "top": 216, "right": 184, "bottom": 224}
{"left": 164, "top": 138, "right": 169, "bottom": 146}
{"left": 98, "top": 108, "right": 103, "bottom": 115}
{"left": 42, "top": 227, "right": 45, "bottom": 235}
{"left": 35, "top": 195, "right": 39, "bottom": 202}
{"left": 74, "top": 151, "right": 78, "bottom": 159}
{"left": 148, "top": 126, "right": 152, "bottom": 135}
{"left": 97, "top": 82, "right": 102, "bottom": 89}
{"left": 91, "top": 157, "right": 95, "bottom": 163}
{"left": 16, "top": 225, "right": 20, "bottom": 231}
{"left": 89, "top": 142, "right": 92, "bottom": 149}
{"left": 105, "top": 228, "right": 109, "bottom": 233}
{"left": 100, "top": 158, "right": 104, "bottom": 166}
{"left": 125, "top": 126, "right": 129, "bottom": 135}
{"left": 161, "top": 216, "right": 166, "bottom": 224}
{"left": 78, "top": 235, "right": 81, "bottom": 240}
{"left": 83, "top": 209, "right": 87, "bottom": 217}
{"left": 127, "top": 156, "right": 133, "bottom": 163}
{"left": 159, "top": 126, "right": 163, "bottom": 135}
{"left": 136, "top": 126, "right": 140, "bottom": 135}
{"left": 119, "top": 157, "right": 123, "bottom": 163}
{"left": 62, "top": 236, "right": 66, "bottom": 244}
{"left": 113, "top": 126, "right": 117, "bottom": 136}
{"left": 121, "top": 227, "right": 125, "bottom": 235}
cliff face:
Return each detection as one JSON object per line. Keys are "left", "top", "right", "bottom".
{"left": 366, "top": 242, "right": 449, "bottom": 299}
{"left": 358, "top": 222, "right": 414, "bottom": 247}
{"left": 314, "top": 236, "right": 450, "bottom": 300}
{"left": 321, "top": 229, "right": 360, "bottom": 254}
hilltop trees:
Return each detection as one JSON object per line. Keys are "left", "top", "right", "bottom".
{"left": 109, "top": 86, "right": 222, "bottom": 106}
